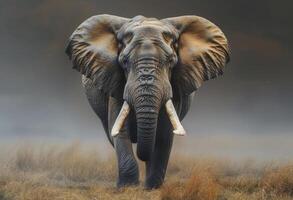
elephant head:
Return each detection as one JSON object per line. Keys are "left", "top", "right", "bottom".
{"left": 66, "top": 15, "right": 229, "bottom": 161}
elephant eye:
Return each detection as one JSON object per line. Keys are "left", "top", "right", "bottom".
{"left": 162, "top": 31, "right": 174, "bottom": 44}
{"left": 162, "top": 31, "right": 178, "bottom": 51}
{"left": 123, "top": 32, "right": 134, "bottom": 44}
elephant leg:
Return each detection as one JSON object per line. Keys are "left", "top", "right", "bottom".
{"left": 108, "top": 97, "right": 139, "bottom": 187}
{"left": 145, "top": 109, "right": 174, "bottom": 189}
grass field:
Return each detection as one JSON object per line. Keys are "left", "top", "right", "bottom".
{"left": 0, "top": 142, "right": 292, "bottom": 200}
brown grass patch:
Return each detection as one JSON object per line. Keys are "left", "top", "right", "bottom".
{"left": 0, "top": 143, "right": 293, "bottom": 200}
{"left": 161, "top": 166, "right": 220, "bottom": 200}
{"left": 261, "top": 164, "right": 293, "bottom": 196}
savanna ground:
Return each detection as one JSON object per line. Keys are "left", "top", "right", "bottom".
{"left": 0, "top": 142, "right": 292, "bottom": 200}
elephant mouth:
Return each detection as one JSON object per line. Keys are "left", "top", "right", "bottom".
{"left": 111, "top": 99, "right": 186, "bottom": 137}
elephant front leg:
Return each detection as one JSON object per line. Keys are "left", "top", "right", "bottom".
{"left": 145, "top": 110, "right": 174, "bottom": 189}
{"left": 108, "top": 97, "right": 139, "bottom": 187}
{"left": 114, "top": 132, "right": 139, "bottom": 187}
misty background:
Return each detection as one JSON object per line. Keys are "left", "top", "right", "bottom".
{"left": 0, "top": 0, "right": 292, "bottom": 160}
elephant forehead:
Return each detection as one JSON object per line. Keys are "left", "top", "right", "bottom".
{"left": 124, "top": 20, "right": 173, "bottom": 34}
{"left": 133, "top": 26, "right": 163, "bottom": 36}
{"left": 117, "top": 18, "right": 176, "bottom": 40}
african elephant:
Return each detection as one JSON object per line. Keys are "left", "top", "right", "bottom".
{"left": 66, "top": 14, "right": 229, "bottom": 189}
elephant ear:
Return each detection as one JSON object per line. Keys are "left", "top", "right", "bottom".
{"left": 66, "top": 14, "right": 129, "bottom": 96}
{"left": 163, "top": 16, "right": 230, "bottom": 95}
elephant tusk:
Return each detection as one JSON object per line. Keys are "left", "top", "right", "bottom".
{"left": 165, "top": 99, "right": 186, "bottom": 136}
{"left": 111, "top": 101, "right": 130, "bottom": 137}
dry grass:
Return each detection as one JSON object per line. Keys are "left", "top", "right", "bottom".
{"left": 161, "top": 166, "right": 220, "bottom": 200}
{"left": 0, "top": 143, "right": 292, "bottom": 200}
{"left": 261, "top": 164, "right": 293, "bottom": 196}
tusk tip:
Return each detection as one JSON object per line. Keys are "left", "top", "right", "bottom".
{"left": 111, "top": 130, "right": 120, "bottom": 137}
{"left": 110, "top": 101, "right": 130, "bottom": 137}
{"left": 173, "top": 129, "right": 186, "bottom": 136}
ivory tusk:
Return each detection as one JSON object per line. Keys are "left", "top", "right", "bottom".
{"left": 111, "top": 101, "right": 130, "bottom": 137}
{"left": 165, "top": 99, "right": 186, "bottom": 136}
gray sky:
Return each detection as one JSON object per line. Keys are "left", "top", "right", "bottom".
{"left": 0, "top": 0, "right": 292, "bottom": 142}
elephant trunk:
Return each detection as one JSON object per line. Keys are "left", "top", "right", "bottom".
{"left": 132, "top": 61, "right": 163, "bottom": 161}
{"left": 111, "top": 56, "right": 187, "bottom": 161}
{"left": 119, "top": 59, "right": 179, "bottom": 161}
{"left": 135, "top": 103, "right": 160, "bottom": 161}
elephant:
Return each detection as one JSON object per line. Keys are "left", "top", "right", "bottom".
{"left": 66, "top": 14, "right": 230, "bottom": 189}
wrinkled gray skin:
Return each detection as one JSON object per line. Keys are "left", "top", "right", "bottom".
{"left": 66, "top": 15, "right": 229, "bottom": 189}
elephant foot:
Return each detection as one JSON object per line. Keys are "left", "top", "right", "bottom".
{"left": 144, "top": 176, "right": 164, "bottom": 190}
{"left": 117, "top": 158, "right": 139, "bottom": 188}
{"left": 117, "top": 174, "right": 139, "bottom": 188}
{"left": 117, "top": 178, "right": 139, "bottom": 188}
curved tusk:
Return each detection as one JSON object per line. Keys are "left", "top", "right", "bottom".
{"left": 165, "top": 99, "right": 186, "bottom": 136}
{"left": 111, "top": 101, "right": 130, "bottom": 137}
